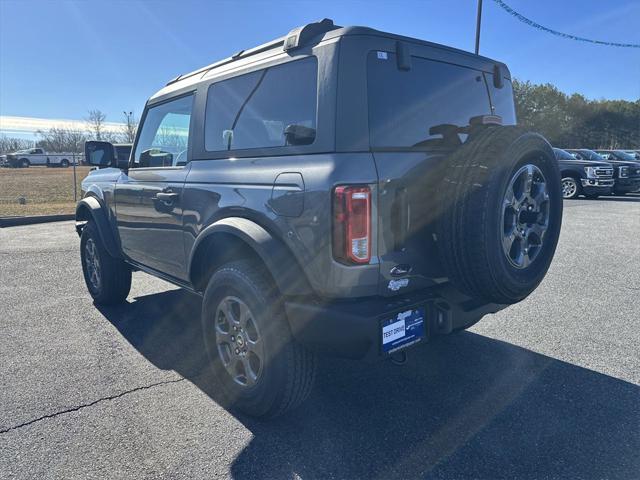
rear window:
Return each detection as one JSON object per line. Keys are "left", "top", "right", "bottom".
{"left": 205, "top": 57, "right": 318, "bottom": 152}
{"left": 367, "top": 52, "right": 493, "bottom": 149}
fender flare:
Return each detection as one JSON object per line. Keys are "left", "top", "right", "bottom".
{"left": 75, "top": 197, "right": 122, "bottom": 259}
{"left": 189, "top": 217, "right": 313, "bottom": 296}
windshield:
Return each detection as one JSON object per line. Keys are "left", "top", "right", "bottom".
{"left": 553, "top": 148, "right": 575, "bottom": 160}
{"left": 612, "top": 150, "right": 636, "bottom": 161}
{"left": 578, "top": 149, "right": 605, "bottom": 161}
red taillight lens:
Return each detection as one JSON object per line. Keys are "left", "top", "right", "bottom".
{"left": 333, "top": 185, "right": 371, "bottom": 264}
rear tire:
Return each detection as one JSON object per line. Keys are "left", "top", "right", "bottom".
{"left": 201, "top": 260, "right": 316, "bottom": 418}
{"left": 437, "top": 126, "right": 562, "bottom": 305}
{"left": 80, "top": 221, "right": 131, "bottom": 305}
{"left": 60, "top": 159, "right": 70, "bottom": 168}
{"left": 19, "top": 158, "right": 29, "bottom": 168}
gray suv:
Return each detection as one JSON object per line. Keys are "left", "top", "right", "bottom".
{"left": 78, "top": 19, "right": 562, "bottom": 417}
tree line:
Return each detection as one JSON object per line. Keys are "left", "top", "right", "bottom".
{"left": 0, "top": 109, "right": 138, "bottom": 154}
{"left": 512, "top": 79, "right": 639, "bottom": 149}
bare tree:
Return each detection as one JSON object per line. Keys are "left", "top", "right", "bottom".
{"left": 36, "top": 128, "right": 87, "bottom": 153}
{"left": 121, "top": 111, "right": 138, "bottom": 143}
{"left": 85, "top": 109, "right": 107, "bottom": 140}
{"left": 0, "top": 135, "right": 33, "bottom": 154}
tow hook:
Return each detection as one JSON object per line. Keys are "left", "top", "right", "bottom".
{"left": 389, "top": 350, "right": 408, "bottom": 365}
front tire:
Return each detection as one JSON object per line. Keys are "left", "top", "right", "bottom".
{"left": 80, "top": 221, "right": 131, "bottom": 305}
{"left": 202, "top": 260, "right": 316, "bottom": 418}
{"left": 561, "top": 177, "right": 580, "bottom": 199}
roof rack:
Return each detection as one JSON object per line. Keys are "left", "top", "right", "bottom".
{"left": 166, "top": 18, "right": 339, "bottom": 86}
{"left": 283, "top": 18, "right": 339, "bottom": 51}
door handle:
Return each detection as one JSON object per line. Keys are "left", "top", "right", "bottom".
{"left": 155, "top": 192, "right": 179, "bottom": 202}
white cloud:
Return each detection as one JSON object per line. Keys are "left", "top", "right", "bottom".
{"left": 0, "top": 115, "right": 125, "bottom": 136}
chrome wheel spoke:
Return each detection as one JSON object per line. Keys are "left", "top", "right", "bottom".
{"left": 503, "top": 229, "right": 517, "bottom": 254}
{"left": 524, "top": 165, "right": 535, "bottom": 196}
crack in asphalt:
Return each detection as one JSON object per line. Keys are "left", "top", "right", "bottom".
{"left": 0, "top": 378, "right": 186, "bottom": 434}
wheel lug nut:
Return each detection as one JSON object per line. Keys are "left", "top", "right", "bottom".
{"left": 231, "top": 335, "right": 235, "bottom": 341}
{"left": 235, "top": 348, "right": 240, "bottom": 354}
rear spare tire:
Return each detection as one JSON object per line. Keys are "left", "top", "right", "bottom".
{"left": 437, "top": 126, "right": 562, "bottom": 305}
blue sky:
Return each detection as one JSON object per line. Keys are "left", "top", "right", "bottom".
{"left": 1, "top": 0, "right": 639, "bottom": 127}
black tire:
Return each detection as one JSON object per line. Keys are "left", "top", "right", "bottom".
{"left": 60, "top": 159, "right": 70, "bottom": 168}
{"left": 202, "top": 259, "right": 316, "bottom": 418}
{"left": 437, "top": 126, "right": 562, "bottom": 305}
{"left": 561, "top": 176, "right": 581, "bottom": 199}
{"left": 80, "top": 221, "right": 131, "bottom": 305}
{"left": 19, "top": 158, "right": 29, "bottom": 168}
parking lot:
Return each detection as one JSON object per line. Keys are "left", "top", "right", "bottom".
{"left": 1, "top": 195, "right": 639, "bottom": 479}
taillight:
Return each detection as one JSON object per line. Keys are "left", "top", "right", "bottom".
{"left": 333, "top": 185, "right": 372, "bottom": 264}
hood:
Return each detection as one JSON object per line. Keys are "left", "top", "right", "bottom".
{"left": 558, "top": 159, "right": 611, "bottom": 168}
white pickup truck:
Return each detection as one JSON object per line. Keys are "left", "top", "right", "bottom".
{"left": 2, "top": 148, "right": 76, "bottom": 168}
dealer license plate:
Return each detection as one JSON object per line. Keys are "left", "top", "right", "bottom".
{"left": 381, "top": 307, "right": 426, "bottom": 353}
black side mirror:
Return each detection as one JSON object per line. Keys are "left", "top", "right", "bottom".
{"left": 284, "top": 124, "right": 316, "bottom": 146}
{"left": 85, "top": 141, "right": 116, "bottom": 168}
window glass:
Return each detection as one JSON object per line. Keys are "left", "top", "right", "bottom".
{"left": 205, "top": 57, "right": 317, "bottom": 151}
{"left": 487, "top": 75, "right": 516, "bottom": 125}
{"left": 367, "top": 52, "right": 493, "bottom": 148}
{"left": 133, "top": 94, "right": 193, "bottom": 167}
{"left": 115, "top": 145, "right": 131, "bottom": 163}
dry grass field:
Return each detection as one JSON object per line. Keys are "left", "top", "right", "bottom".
{"left": 0, "top": 166, "right": 91, "bottom": 216}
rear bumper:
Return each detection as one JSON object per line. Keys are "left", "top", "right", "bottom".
{"left": 285, "top": 287, "right": 505, "bottom": 361}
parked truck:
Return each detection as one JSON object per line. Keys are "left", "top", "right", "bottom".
{"left": 3, "top": 148, "right": 76, "bottom": 168}
{"left": 553, "top": 148, "right": 614, "bottom": 199}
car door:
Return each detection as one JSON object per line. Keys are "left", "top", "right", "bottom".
{"left": 115, "top": 93, "right": 194, "bottom": 281}
{"left": 32, "top": 148, "right": 46, "bottom": 165}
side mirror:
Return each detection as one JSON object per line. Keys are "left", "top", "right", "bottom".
{"left": 85, "top": 141, "right": 116, "bottom": 168}
{"left": 284, "top": 124, "right": 316, "bottom": 146}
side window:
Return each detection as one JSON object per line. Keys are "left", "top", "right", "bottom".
{"left": 205, "top": 57, "right": 317, "bottom": 151}
{"left": 133, "top": 94, "right": 194, "bottom": 168}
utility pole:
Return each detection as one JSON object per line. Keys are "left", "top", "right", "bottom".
{"left": 475, "top": 0, "right": 483, "bottom": 55}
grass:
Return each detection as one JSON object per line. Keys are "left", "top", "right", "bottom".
{"left": 0, "top": 166, "right": 91, "bottom": 217}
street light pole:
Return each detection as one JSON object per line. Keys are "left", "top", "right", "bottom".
{"left": 475, "top": 0, "right": 483, "bottom": 55}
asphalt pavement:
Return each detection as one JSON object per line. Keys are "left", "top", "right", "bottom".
{"left": 1, "top": 195, "right": 639, "bottom": 479}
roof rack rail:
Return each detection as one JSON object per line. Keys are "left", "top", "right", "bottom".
{"left": 165, "top": 38, "right": 285, "bottom": 86}
{"left": 165, "top": 19, "right": 339, "bottom": 87}
{"left": 283, "top": 18, "right": 339, "bottom": 51}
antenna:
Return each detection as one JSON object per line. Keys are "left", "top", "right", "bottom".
{"left": 475, "top": 0, "right": 483, "bottom": 54}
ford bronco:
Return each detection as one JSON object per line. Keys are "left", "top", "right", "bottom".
{"left": 77, "top": 19, "right": 563, "bottom": 417}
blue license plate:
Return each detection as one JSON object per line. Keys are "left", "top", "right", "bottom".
{"left": 381, "top": 307, "right": 426, "bottom": 353}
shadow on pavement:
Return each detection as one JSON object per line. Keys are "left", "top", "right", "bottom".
{"left": 98, "top": 289, "right": 640, "bottom": 480}
{"left": 595, "top": 195, "right": 640, "bottom": 203}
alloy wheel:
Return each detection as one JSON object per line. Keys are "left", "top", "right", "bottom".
{"left": 85, "top": 238, "right": 102, "bottom": 291}
{"left": 561, "top": 178, "right": 578, "bottom": 199}
{"left": 502, "top": 164, "right": 550, "bottom": 269}
{"left": 214, "top": 296, "right": 264, "bottom": 388}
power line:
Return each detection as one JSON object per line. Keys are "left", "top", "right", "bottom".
{"left": 492, "top": 0, "right": 640, "bottom": 48}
